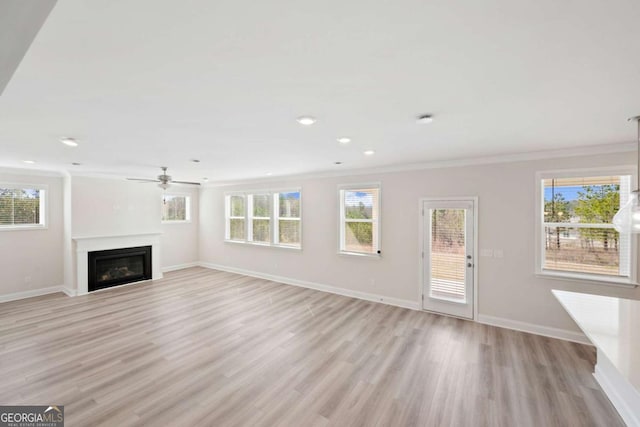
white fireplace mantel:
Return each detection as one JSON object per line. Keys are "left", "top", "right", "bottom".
{"left": 73, "top": 233, "right": 163, "bottom": 295}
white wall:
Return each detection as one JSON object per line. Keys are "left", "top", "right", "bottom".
{"left": 2, "top": 151, "right": 638, "bottom": 336}
{"left": 0, "top": 169, "right": 64, "bottom": 295}
{"left": 199, "top": 152, "right": 640, "bottom": 334}
{"left": 0, "top": 173, "right": 200, "bottom": 299}
{"left": 160, "top": 187, "right": 199, "bottom": 269}
{"left": 72, "top": 176, "right": 200, "bottom": 271}
{"left": 71, "top": 177, "right": 163, "bottom": 237}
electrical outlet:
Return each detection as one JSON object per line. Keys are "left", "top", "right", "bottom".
{"left": 494, "top": 249, "right": 504, "bottom": 258}
{"left": 480, "top": 249, "right": 493, "bottom": 257}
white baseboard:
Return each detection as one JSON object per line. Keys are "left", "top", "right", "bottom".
{"left": 61, "top": 287, "right": 77, "bottom": 297}
{"left": 200, "top": 262, "right": 592, "bottom": 345}
{"left": 594, "top": 350, "right": 640, "bottom": 427}
{"left": 0, "top": 264, "right": 592, "bottom": 348}
{"left": 162, "top": 262, "right": 199, "bottom": 273}
{"left": 198, "top": 262, "right": 420, "bottom": 311}
{"left": 477, "top": 314, "right": 590, "bottom": 345}
{"left": 0, "top": 285, "right": 69, "bottom": 303}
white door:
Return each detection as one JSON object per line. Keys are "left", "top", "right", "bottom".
{"left": 422, "top": 199, "right": 475, "bottom": 319}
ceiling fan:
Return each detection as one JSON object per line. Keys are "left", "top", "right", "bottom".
{"left": 127, "top": 166, "right": 200, "bottom": 189}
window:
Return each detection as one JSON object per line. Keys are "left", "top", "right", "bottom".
{"left": 275, "top": 191, "right": 301, "bottom": 247}
{"left": 339, "top": 184, "right": 380, "bottom": 256}
{"left": 0, "top": 185, "right": 46, "bottom": 229}
{"left": 226, "top": 195, "right": 246, "bottom": 241}
{"left": 536, "top": 170, "right": 636, "bottom": 284}
{"left": 161, "top": 194, "right": 191, "bottom": 222}
{"left": 249, "top": 194, "right": 271, "bottom": 243}
{"left": 225, "top": 189, "right": 301, "bottom": 248}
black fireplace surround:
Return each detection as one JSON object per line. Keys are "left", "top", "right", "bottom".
{"left": 88, "top": 246, "right": 152, "bottom": 292}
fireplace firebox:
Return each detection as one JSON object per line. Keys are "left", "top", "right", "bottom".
{"left": 88, "top": 246, "right": 152, "bottom": 292}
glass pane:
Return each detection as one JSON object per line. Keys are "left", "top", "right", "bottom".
{"left": 253, "top": 195, "right": 271, "bottom": 217}
{"left": 344, "top": 189, "right": 378, "bottom": 219}
{"left": 252, "top": 219, "right": 270, "bottom": 242}
{"left": 0, "top": 188, "right": 40, "bottom": 225}
{"left": 96, "top": 255, "right": 144, "bottom": 283}
{"left": 430, "top": 209, "right": 466, "bottom": 301}
{"left": 544, "top": 226, "right": 622, "bottom": 276}
{"left": 543, "top": 176, "right": 621, "bottom": 224}
{"left": 344, "top": 222, "right": 373, "bottom": 253}
{"left": 279, "top": 219, "right": 300, "bottom": 246}
{"left": 279, "top": 192, "right": 301, "bottom": 218}
{"left": 0, "top": 190, "right": 15, "bottom": 225}
{"left": 229, "top": 219, "right": 245, "bottom": 240}
{"left": 162, "top": 195, "right": 187, "bottom": 221}
{"left": 230, "top": 195, "right": 245, "bottom": 217}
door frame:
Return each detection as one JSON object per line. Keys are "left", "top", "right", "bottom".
{"left": 418, "top": 196, "right": 479, "bottom": 320}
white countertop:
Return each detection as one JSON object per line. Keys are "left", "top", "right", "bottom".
{"left": 553, "top": 289, "right": 640, "bottom": 393}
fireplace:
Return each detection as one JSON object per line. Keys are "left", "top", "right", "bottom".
{"left": 88, "top": 246, "right": 152, "bottom": 292}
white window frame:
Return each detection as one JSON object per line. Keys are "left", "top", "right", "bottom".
{"left": 225, "top": 194, "right": 247, "bottom": 241}
{"left": 338, "top": 183, "right": 381, "bottom": 257}
{"left": 225, "top": 188, "right": 302, "bottom": 249}
{"left": 273, "top": 191, "right": 302, "bottom": 248}
{"left": 0, "top": 183, "right": 48, "bottom": 231}
{"left": 248, "top": 193, "right": 272, "bottom": 245}
{"left": 535, "top": 167, "right": 638, "bottom": 287}
{"left": 161, "top": 193, "right": 191, "bottom": 223}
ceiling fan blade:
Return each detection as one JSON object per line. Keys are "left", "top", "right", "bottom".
{"left": 171, "top": 180, "right": 201, "bottom": 186}
{"left": 127, "top": 178, "right": 160, "bottom": 183}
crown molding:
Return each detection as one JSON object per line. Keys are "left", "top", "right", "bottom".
{"left": 205, "top": 142, "right": 636, "bottom": 188}
{"left": 3, "top": 141, "right": 635, "bottom": 187}
{"left": 0, "top": 165, "right": 65, "bottom": 178}
{"left": 67, "top": 171, "right": 132, "bottom": 180}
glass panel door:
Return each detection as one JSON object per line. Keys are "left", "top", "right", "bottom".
{"left": 422, "top": 199, "right": 475, "bottom": 319}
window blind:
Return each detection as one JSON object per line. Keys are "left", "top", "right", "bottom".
{"left": 430, "top": 208, "right": 466, "bottom": 300}
{"left": 542, "top": 175, "right": 632, "bottom": 278}
{"left": 0, "top": 187, "right": 43, "bottom": 227}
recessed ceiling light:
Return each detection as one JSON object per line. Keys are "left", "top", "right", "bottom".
{"left": 191, "top": 159, "right": 200, "bottom": 163}
{"left": 296, "top": 116, "right": 317, "bottom": 126}
{"left": 337, "top": 137, "right": 351, "bottom": 144}
{"left": 71, "top": 162, "right": 82, "bottom": 166}
{"left": 416, "top": 114, "right": 434, "bottom": 124}
{"left": 202, "top": 177, "right": 209, "bottom": 182}
{"left": 334, "top": 161, "right": 343, "bottom": 165}
{"left": 60, "top": 137, "right": 78, "bottom": 147}
{"left": 23, "top": 160, "right": 35, "bottom": 164}
{"left": 266, "top": 172, "right": 273, "bottom": 176}
{"left": 364, "top": 150, "right": 376, "bottom": 156}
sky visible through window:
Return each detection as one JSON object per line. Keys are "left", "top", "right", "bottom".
{"left": 280, "top": 192, "right": 300, "bottom": 200}
{"left": 544, "top": 185, "right": 603, "bottom": 202}
{"left": 345, "top": 191, "right": 373, "bottom": 206}
{"left": 542, "top": 177, "right": 626, "bottom": 278}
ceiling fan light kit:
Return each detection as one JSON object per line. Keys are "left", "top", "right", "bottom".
{"left": 127, "top": 166, "right": 201, "bottom": 189}
{"left": 612, "top": 115, "right": 640, "bottom": 234}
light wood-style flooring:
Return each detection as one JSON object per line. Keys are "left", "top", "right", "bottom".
{"left": 0, "top": 267, "right": 623, "bottom": 426}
